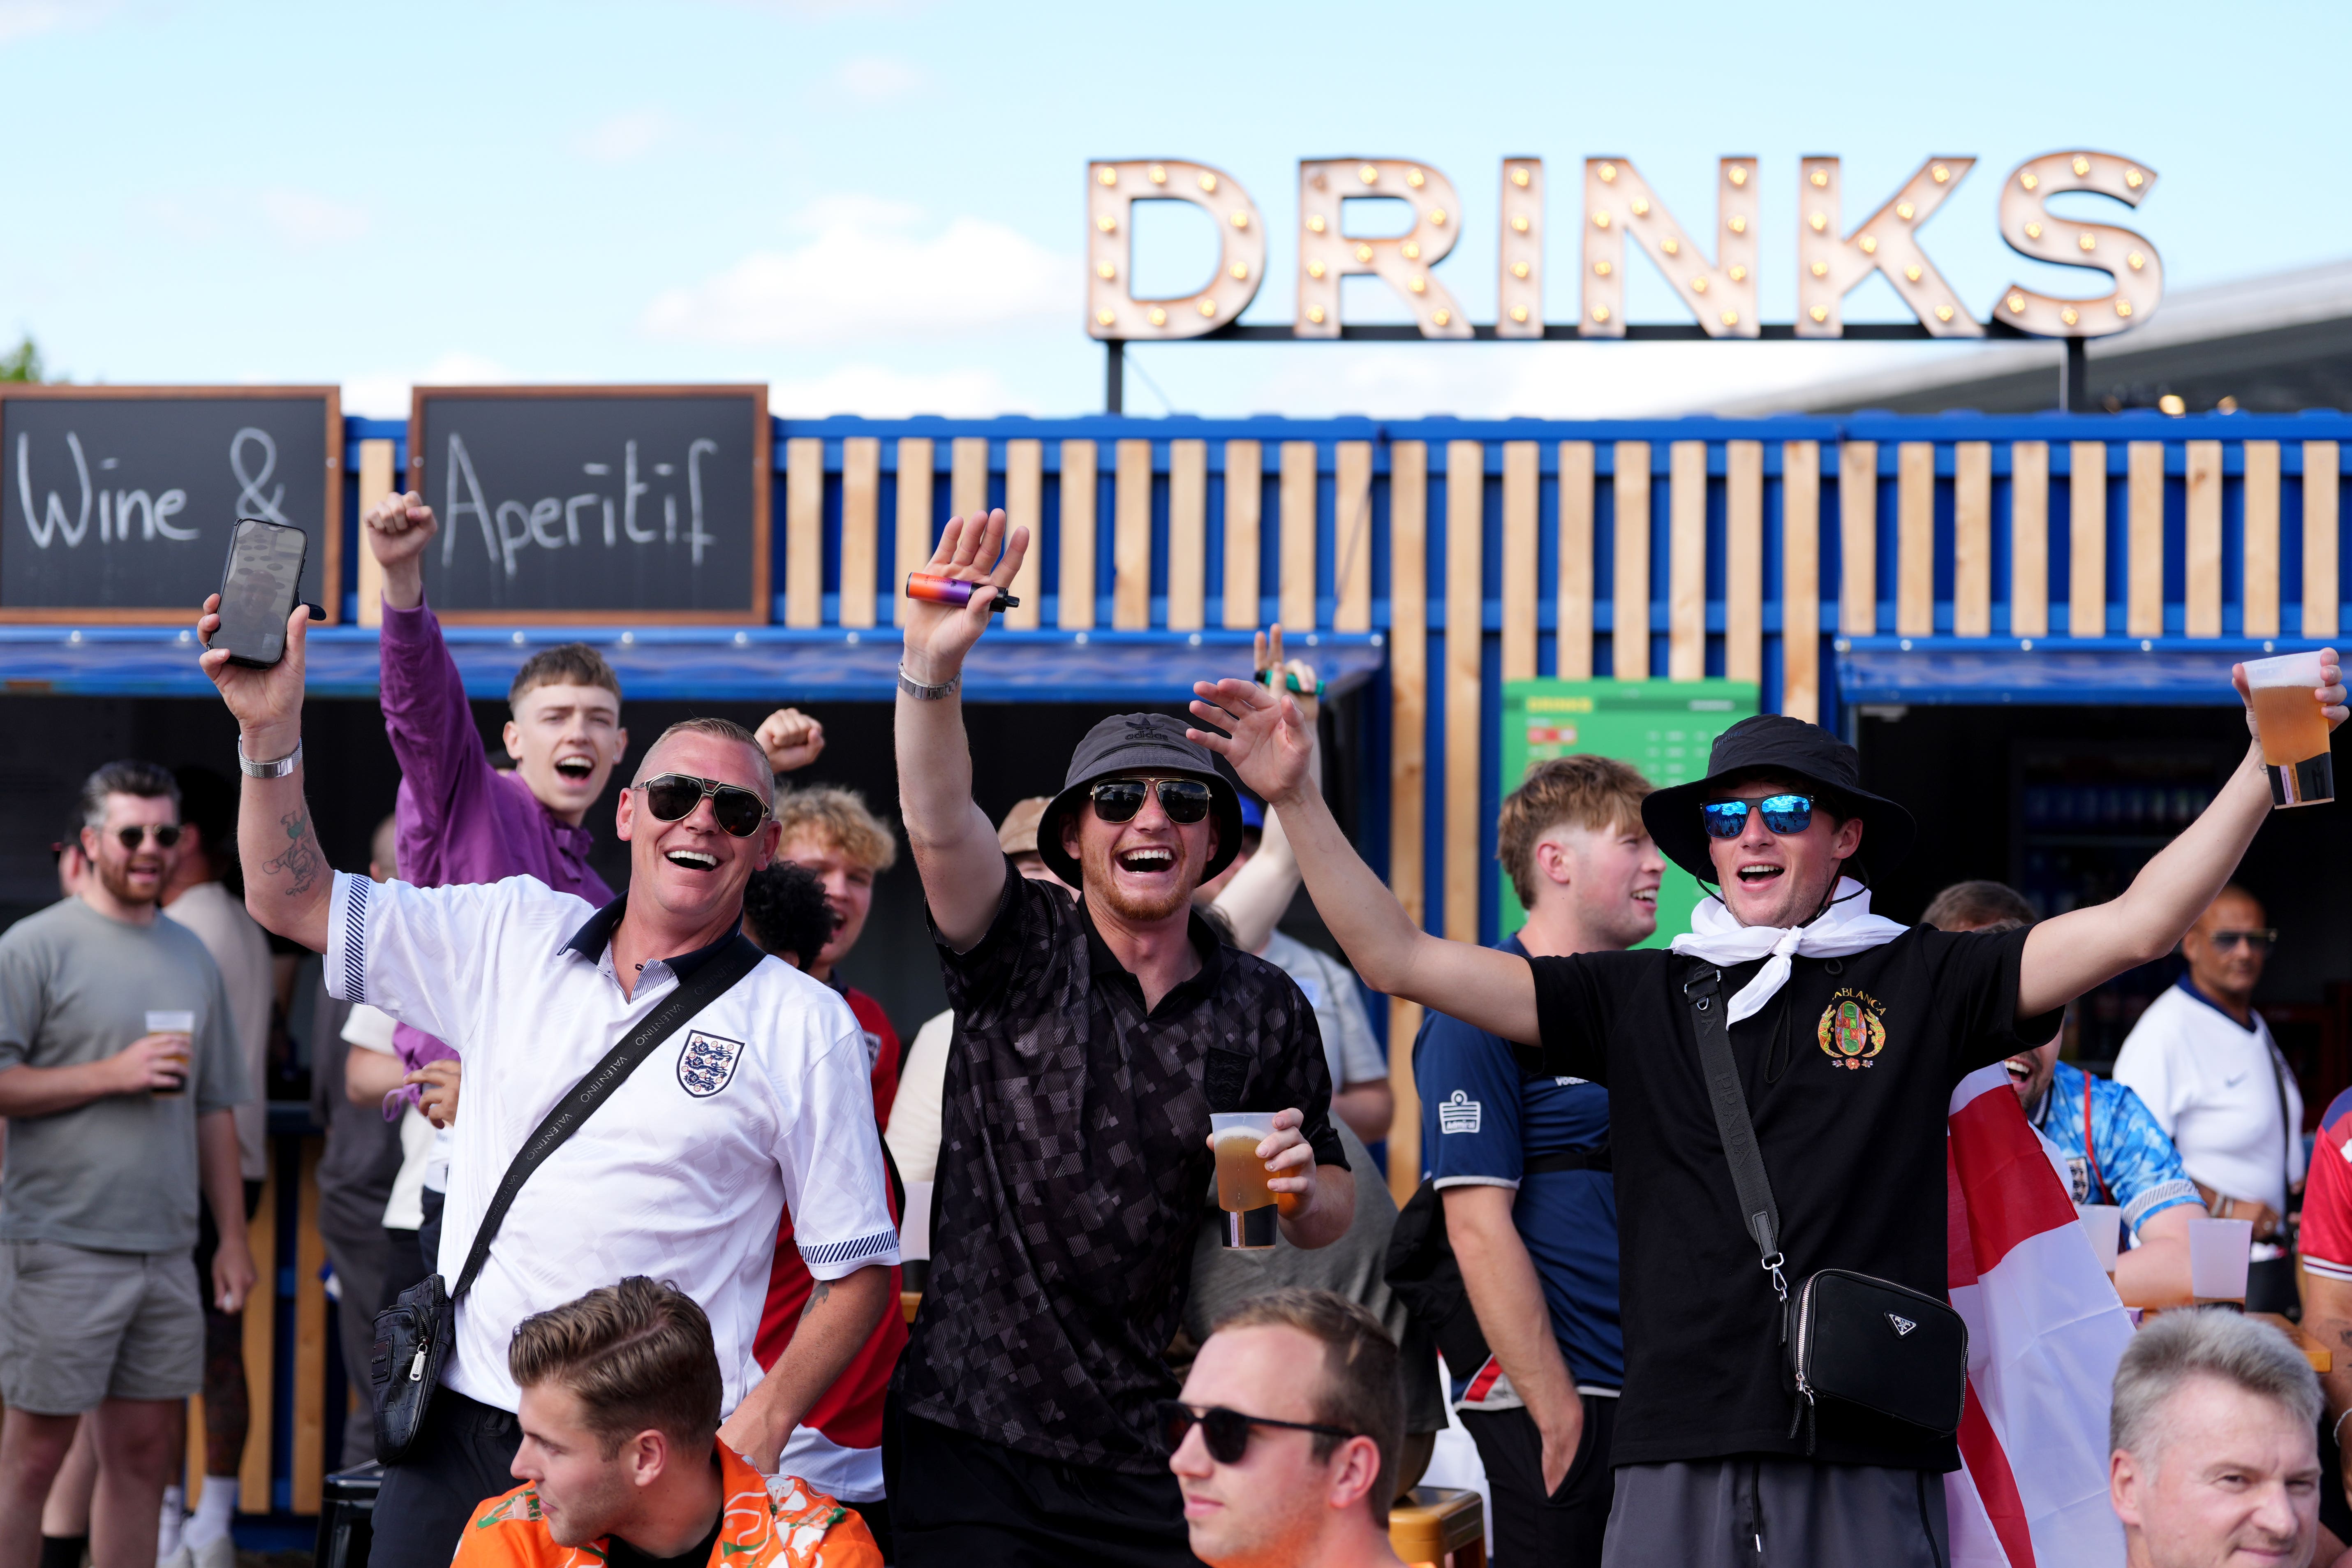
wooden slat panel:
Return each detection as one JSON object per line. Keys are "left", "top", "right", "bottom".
{"left": 1725, "top": 440, "right": 1762, "bottom": 682}
{"left": 1781, "top": 441, "right": 1821, "bottom": 722}
{"left": 2128, "top": 441, "right": 2165, "bottom": 638}
{"left": 1953, "top": 442, "right": 1991, "bottom": 637}
{"left": 1113, "top": 438, "right": 1152, "bottom": 629}
{"left": 1223, "top": 440, "right": 1263, "bottom": 629}
{"left": 1167, "top": 439, "right": 1207, "bottom": 631}
{"left": 292, "top": 1138, "right": 328, "bottom": 1514}
{"left": 2243, "top": 441, "right": 2281, "bottom": 639}
{"left": 355, "top": 438, "right": 394, "bottom": 628}
{"left": 2071, "top": 441, "right": 2107, "bottom": 638}
{"left": 836, "top": 436, "right": 880, "bottom": 629}
{"left": 2185, "top": 440, "right": 2223, "bottom": 638}
{"left": 783, "top": 437, "right": 823, "bottom": 629}
{"left": 1556, "top": 442, "right": 1595, "bottom": 679}
{"left": 239, "top": 1156, "right": 278, "bottom": 1510}
{"left": 951, "top": 435, "right": 989, "bottom": 521}
{"left": 1668, "top": 440, "right": 1708, "bottom": 680}
{"left": 1058, "top": 440, "right": 1096, "bottom": 629}
{"left": 1896, "top": 442, "right": 1935, "bottom": 637}
{"left": 1002, "top": 439, "right": 1043, "bottom": 629}
{"left": 1839, "top": 441, "right": 1877, "bottom": 635}
{"left": 2010, "top": 442, "right": 2050, "bottom": 638}
{"left": 1281, "top": 441, "right": 1320, "bottom": 630}
{"left": 1386, "top": 439, "right": 1429, "bottom": 1205}
{"left": 2308, "top": 441, "right": 2340, "bottom": 638}
{"left": 893, "top": 436, "right": 934, "bottom": 628}
{"left": 1501, "top": 441, "right": 1540, "bottom": 680}
{"left": 1445, "top": 442, "right": 1484, "bottom": 944}
{"left": 1613, "top": 442, "right": 1651, "bottom": 679}
{"left": 1334, "top": 440, "right": 1375, "bottom": 631}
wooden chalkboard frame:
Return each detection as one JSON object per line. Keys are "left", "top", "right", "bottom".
{"left": 0, "top": 384, "right": 343, "bottom": 625}
{"left": 406, "top": 384, "right": 772, "bottom": 625}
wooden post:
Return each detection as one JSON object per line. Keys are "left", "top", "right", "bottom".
{"left": 836, "top": 437, "right": 881, "bottom": 629}
{"left": 1556, "top": 442, "right": 1595, "bottom": 680}
{"left": 1896, "top": 442, "right": 1935, "bottom": 638}
{"left": 2010, "top": 443, "right": 2050, "bottom": 638}
{"left": 1334, "top": 441, "right": 1375, "bottom": 632}
{"left": 893, "top": 437, "right": 934, "bottom": 628}
{"left": 355, "top": 439, "right": 394, "bottom": 628}
{"left": 1953, "top": 442, "right": 1991, "bottom": 637}
{"left": 1668, "top": 440, "right": 1707, "bottom": 680}
{"left": 1839, "top": 442, "right": 1877, "bottom": 636}
{"left": 1386, "top": 440, "right": 1429, "bottom": 1205}
{"left": 1113, "top": 439, "right": 1153, "bottom": 630}
{"left": 783, "top": 437, "right": 823, "bottom": 629}
{"left": 1003, "top": 439, "right": 1043, "bottom": 629}
{"left": 1725, "top": 441, "right": 1762, "bottom": 682}
{"left": 1500, "top": 442, "right": 1539, "bottom": 680}
{"left": 1445, "top": 441, "right": 1484, "bottom": 946}
{"left": 1781, "top": 442, "right": 1820, "bottom": 721}
{"left": 238, "top": 1156, "right": 278, "bottom": 1510}
{"left": 2185, "top": 440, "right": 2223, "bottom": 638}
{"left": 1167, "top": 439, "right": 1207, "bottom": 631}
{"left": 2243, "top": 442, "right": 2281, "bottom": 640}
{"left": 1058, "top": 441, "right": 1097, "bottom": 630}
{"left": 2128, "top": 441, "right": 2165, "bottom": 638}
{"left": 292, "top": 1137, "right": 328, "bottom": 1514}
{"left": 2306, "top": 441, "right": 2340, "bottom": 639}
{"left": 1613, "top": 442, "right": 1651, "bottom": 679}
{"left": 1224, "top": 441, "right": 1263, "bottom": 630}
{"left": 951, "top": 436, "right": 989, "bottom": 522}
{"left": 1281, "top": 442, "right": 1320, "bottom": 630}
{"left": 2071, "top": 442, "right": 2107, "bottom": 638}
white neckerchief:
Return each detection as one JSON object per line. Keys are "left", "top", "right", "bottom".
{"left": 1668, "top": 878, "right": 1908, "bottom": 1024}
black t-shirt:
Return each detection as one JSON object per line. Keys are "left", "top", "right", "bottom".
{"left": 1528, "top": 924, "right": 2057, "bottom": 1472}
{"left": 901, "top": 865, "right": 1347, "bottom": 1472}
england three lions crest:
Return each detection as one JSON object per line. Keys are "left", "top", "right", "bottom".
{"left": 678, "top": 1030, "right": 745, "bottom": 1099}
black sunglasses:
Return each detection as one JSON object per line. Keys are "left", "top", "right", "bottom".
{"left": 1091, "top": 777, "right": 1213, "bottom": 825}
{"left": 1701, "top": 793, "right": 1815, "bottom": 840}
{"left": 112, "top": 823, "right": 183, "bottom": 850}
{"left": 636, "top": 774, "right": 772, "bottom": 838}
{"left": 1153, "top": 1400, "right": 1355, "bottom": 1464}
{"left": 2210, "top": 928, "right": 2279, "bottom": 952}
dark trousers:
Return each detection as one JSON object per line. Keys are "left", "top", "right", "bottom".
{"left": 885, "top": 1399, "right": 1203, "bottom": 1568}
{"left": 367, "top": 1388, "right": 522, "bottom": 1568}
{"left": 1458, "top": 1395, "right": 1617, "bottom": 1566}
{"left": 318, "top": 1216, "right": 400, "bottom": 1469}
{"left": 415, "top": 1186, "right": 446, "bottom": 1283}
{"left": 1603, "top": 1456, "right": 1949, "bottom": 1568}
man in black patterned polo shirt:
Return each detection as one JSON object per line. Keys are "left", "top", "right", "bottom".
{"left": 890, "top": 509, "right": 1355, "bottom": 1567}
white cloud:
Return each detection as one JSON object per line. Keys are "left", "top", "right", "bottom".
{"left": 641, "top": 200, "right": 1075, "bottom": 346}
{"left": 832, "top": 54, "right": 927, "bottom": 102}
{"left": 261, "top": 188, "right": 370, "bottom": 247}
{"left": 0, "top": 0, "right": 108, "bottom": 45}
{"left": 577, "top": 109, "right": 677, "bottom": 164}
{"left": 342, "top": 352, "right": 514, "bottom": 421}
{"left": 766, "top": 363, "right": 1031, "bottom": 418}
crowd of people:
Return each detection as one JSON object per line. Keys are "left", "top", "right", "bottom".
{"left": 0, "top": 494, "right": 2346, "bottom": 1568}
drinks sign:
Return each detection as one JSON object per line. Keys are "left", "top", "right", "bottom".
{"left": 1088, "top": 150, "right": 2161, "bottom": 343}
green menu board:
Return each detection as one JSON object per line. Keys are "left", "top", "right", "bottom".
{"left": 1496, "top": 679, "right": 1759, "bottom": 948}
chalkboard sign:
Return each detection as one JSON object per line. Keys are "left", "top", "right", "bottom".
{"left": 0, "top": 387, "right": 341, "bottom": 624}
{"left": 407, "top": 386, "right": 770, "bottom": 623}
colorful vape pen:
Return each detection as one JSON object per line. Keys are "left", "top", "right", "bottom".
{"left": 906, "top": 573, "right": 1019, "bottom": 613}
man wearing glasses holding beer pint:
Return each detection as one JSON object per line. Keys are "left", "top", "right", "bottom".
{"left": 1191, "top": 649, "right": 2343, "bottom": 1567}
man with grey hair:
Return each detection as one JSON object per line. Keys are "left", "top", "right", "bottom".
{"left": 2110, "top": 1310, "right": 2324, "bottom": 1568}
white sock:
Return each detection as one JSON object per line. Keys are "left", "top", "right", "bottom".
{"left": 180, "top": 1479, "right": 236, "bottom": 1550}
{"left": 157, "top": 1485, "right": 186, "bottom": 1559}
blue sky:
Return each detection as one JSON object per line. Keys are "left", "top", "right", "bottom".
{"left": 2, "top": 0, "right": 2345, "bottom": 419}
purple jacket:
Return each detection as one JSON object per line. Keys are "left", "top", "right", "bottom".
{"left": 380, "top": 599, "right": 615, "bottom": 1075}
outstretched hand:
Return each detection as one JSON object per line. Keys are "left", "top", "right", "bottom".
{"left": 197, "top": 592, "right": 309, "bottom": 756}
{"left": 900, "top": 508, "right": 1027, "bottom": 687}
{"left": 1189, "top": 676, "right": 1314, "bottom": 807}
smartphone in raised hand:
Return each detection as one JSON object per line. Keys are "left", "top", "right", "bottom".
{"left": 212, "top": 519, "right": 308, "bottom": 668}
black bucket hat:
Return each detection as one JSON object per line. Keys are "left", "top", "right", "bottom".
{"left": 1639, "top": 714, "right": 1917, "bottom": 884}
{"left": 1037, "top": 713, "right": 1245, "bottom": 889}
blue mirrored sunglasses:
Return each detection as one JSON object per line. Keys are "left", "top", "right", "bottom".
{"left": 1701, "top": 793, "right": 1815, "bottom": 839}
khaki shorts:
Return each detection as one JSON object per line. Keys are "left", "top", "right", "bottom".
{"left": 0, "top": 1239, "right": 203, "bottom": 1413}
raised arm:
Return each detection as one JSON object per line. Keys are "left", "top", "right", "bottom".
{"left": 1190, "top": 676, "right": 1539, "bottom": 1044}
{"left": 2018, "top": 654, "right": 2344, "bottom": 1018}
{"left": 895, "top": 510, "right": 1028, "bottom": 951}
{"left": 365, "top": 492, "right": 494, "bottom": 837}
{"left": 197, "top": 593, "right": 331, "bottom": 952}
{"left": 1212, "top": 635, "right": 1321, "bottom": 954}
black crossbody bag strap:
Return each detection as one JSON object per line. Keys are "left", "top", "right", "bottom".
{"left": 1682, "top": 966, "right": 1789, "bottom": 1304}
{"left": 448, "top": 933, "right": 766, "bottom": 1300}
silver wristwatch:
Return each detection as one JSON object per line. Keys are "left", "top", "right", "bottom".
{"left": 237, "top": 739, "right": 303, "bottom": 779}
{"left": 897, "top": 661, "right": 960, "bottom": 701}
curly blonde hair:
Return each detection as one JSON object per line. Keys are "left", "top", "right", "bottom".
{"left": 773, "top": 785, "right": 899, "bottom": 873}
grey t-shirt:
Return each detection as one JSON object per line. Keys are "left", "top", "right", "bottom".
{"left": 0, "top": 896, "right": 247, "bottom": 1252}
{"left": 1261, "top": 932, "right": 1388, "bottom": 1092}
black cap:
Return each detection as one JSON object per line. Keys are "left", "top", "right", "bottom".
{"left": 1639, "top": 714, "right": 1916, "bottom": 883}
{"left": 1038, "top": 713, "right": 1244, "bottom": 889}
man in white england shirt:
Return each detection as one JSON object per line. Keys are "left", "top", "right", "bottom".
{"left": 194, "top": 597, "right": 896, "bottom": 1568}
{"left": 2115, "top": 885, "right": 2306, "bottom": 1315}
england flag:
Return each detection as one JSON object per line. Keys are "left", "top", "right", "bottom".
{"left": 1945, "top": 1063, "right": 2137, "bottom": 1567}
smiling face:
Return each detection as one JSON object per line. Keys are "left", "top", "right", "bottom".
{"left": 777, "top": 833, "right": 876, "bottom": 978}
{"left": 512, "top": 1382, "right": 641, "bottom": 1548}
{"left": 615, "top": 731, "right": 778, "bottom": 935}
{"left": 1702, "top": 772, "right": 1866, "bottom": 929}
{"left": 81, "top": 791, "right": 180, "bottom": 911}
{"left": 1062, "top": 777, "right": 1220, "bottom": 928}
{"left": 1532, "top": 819, "right": 1665, "bottom": 949}
{"left": 504, "top": 682, "right": 627, "bottom": 827}
{"left": 2111, "top": 1375, "right": 2319, "bottom": 1568}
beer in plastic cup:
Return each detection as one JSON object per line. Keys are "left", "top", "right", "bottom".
{"left": 2076, "top": 1203, "right": 2123, "bottom": 1274}
{"left": 2243, "top": 650, "right": 2335, "bottom": 806}
{"left": 145, "top": 1010, "right": 194, "bottom": 1096}
{"left": 2187, "top": 1216, "right": 2254, "bottom": 1307}
{"left": 1209, "top": 1112, "right": 1278, "bottom": 1249}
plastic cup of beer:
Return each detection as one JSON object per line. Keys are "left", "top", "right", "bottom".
{"left": 1209, "top": 1112, "right": 1278, "bottom": 1249}
{"left": 2243, "top": 650, "right": 2335, "bottom": 806}
{"left": 145, "top": 1010, "right": 194, "bottom": 1096}
{"left": 2187, "top": 1216, "right": 2254, "bottom": 1308}
{"left": 2076, "top": 1203, "right": 2123, "bottom": 1274}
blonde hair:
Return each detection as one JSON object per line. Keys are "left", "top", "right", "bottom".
{"left": 774, "top": 785, "right": 899, "bottom": 873}
{"left": 1496, "top": 755, "right": 1654, "bottom": 910}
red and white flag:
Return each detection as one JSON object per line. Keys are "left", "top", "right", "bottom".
{"left": 1945, "top": 1062, "right": 2136, "bottom": 1568}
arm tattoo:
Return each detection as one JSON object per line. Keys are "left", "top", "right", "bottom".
{"left": 263, "top": 807, "right": 324, "bottom": 896}
{"left": 798, "top": 1279, "right": 832, "bottom": 1320}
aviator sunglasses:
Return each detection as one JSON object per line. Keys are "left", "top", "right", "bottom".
{"left": 1090, "top": 777, "right": 1213, "bottom": 825}
{"left": 1153, "top": 1400, "right": 1356, "bottom": 1464}
{"left": 1701, "top": 793, "right": 1816, "bottom": 840}
{"left": 635, "top": 773, "right": 772, "bottom": 838}
{"left": 111, "top": 823, "right": 183, "bottom": 850}
{"left": 2209, "top": 928, "right": 2279, "bottom": 952}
